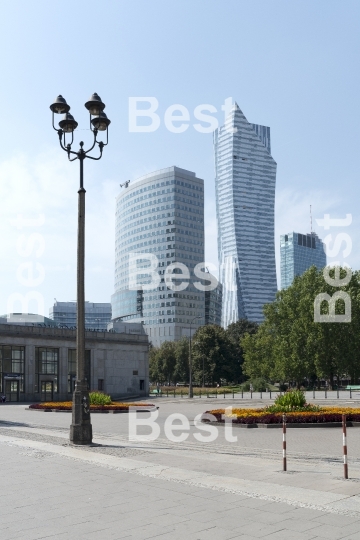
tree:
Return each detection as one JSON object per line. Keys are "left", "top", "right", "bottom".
{"left": 311, "top": 267, "right": 359, "bottom": 388}
{"left": 159, "top": 341, "right": 177, "bottom": 384}
{"left": 173, "top": 337, "right": 189, "bottom": 383}
{"left": 226, "top": 319, "right": 258, "bottom": 381}
{"left": 242, "top": 265, "right": 360, "bottom": 388}
{"left": 241, "top": 322, "right": 276, "bottom": 381}
{"left": 149, "top": 346, "right": 163, "bottom": 383}
{"left": 191, "top": 325, "right": 236, "bottom": 385}
{"left": 149, "top": 341, "right": 176, "bottom": 384}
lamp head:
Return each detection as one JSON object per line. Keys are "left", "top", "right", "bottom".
{"left": 58, "top": 112, "right": 78, "bottom": 133}
{"left": 50, "top": 95, "right": 70, "bottom": 114}
{"left": 91, "top": 111, "right": 111, "bottom": 131}
{"left": 85, "top": 93, "right": 105, "bottom": 115}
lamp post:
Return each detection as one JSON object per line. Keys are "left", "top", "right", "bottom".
{"left": 189, "top": 315, "right": 201, "bottom": 398}
{"left": 50, "top": 93, "right": 110, "bottom": 445}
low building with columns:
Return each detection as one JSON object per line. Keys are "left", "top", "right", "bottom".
{"left": 0, "top": 320, "right": 149, "bottom": 402}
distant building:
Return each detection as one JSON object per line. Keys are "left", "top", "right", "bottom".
{"left": 205, "top": 279, "right": 223, "bottom": 326}
{"left": 214, "top": 103, "right": 277, "bottom": 326}
{"left": 49, "top": 301, "right": 112, "bottom": 331}
{"left": 280, "top": 232, "right": 327, "bottom": 289}
{"left": 0, "top": 313, "right": 57, "bottom": 326}
{"left": 112, "top": 166, "right": 205, "bottom": 347}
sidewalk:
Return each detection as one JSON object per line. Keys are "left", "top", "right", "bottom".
{"left": 1, "top": 404, "right": 360, "bottom": 539}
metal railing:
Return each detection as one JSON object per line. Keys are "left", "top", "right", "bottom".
{"left": 150, "top": 389, "right": 360, "bottom": 400}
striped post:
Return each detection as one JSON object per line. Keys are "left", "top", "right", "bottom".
{"left": 313, "top": 387, "right": 315, "bottom": 399}
{"left": 337, "top": 387, "right": 339, "bottom": 399}
{"left": 325, "top": 387, "right": 327, "bottom": 399}
{"left": 343, "top": 414, "right": 348, "bottom": 479}
{"left": 270, "top": 389, "right": 272, "bottom": 399}
{"left": 350, "top": 388, "right": 352, "bottom": 399}
{"left": 250, "top": 389, "right": 253, "bottom": 399}
{"left": 241, "top": 389, "right": 243, "bottom": 399}
{"left": 283, "top": 414, "right": 287, "bottom": 472}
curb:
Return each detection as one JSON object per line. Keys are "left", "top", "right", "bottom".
{"left": 26, "top": 406, "right": 159, "bottom": 414}
{"left": 203, "top": 421, "right": 360, "bottom": 429}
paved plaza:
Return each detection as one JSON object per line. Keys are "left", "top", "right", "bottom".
{"left": 1, "top": 397, "right": 360, "bottom": 540}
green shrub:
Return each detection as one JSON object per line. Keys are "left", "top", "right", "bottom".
{"left": 240, "top": 378, "right": 269, "bottom": 392}
{"left": 266, "top": 389, "right": 319, "bottom": 412}
{"left": 89, "top": 391, "right": 112, "bottom": 405}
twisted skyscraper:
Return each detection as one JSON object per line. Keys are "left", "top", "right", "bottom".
{"left": 214, "top": 103, "right": 277, "bottom": 326}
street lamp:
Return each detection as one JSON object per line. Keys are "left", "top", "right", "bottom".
{"left": 189, "top": 315, "right": 201, "bottom": 398}
{"left": 50, "top": 93, "right": 110, "bottom": 445}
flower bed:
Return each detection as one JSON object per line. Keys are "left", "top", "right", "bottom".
{"left": 205, "top": 407, "right": 360, "bottom": 425}
{"left": 29, "top": 402, "right": 155, "bottom": 412}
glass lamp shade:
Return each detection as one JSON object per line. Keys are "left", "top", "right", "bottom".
{"left": 85, "top": 93, "right": 105, "bottom": 115}
{"left": 50, "top": 95, "right": 70, "bottom": 114}
{"left": 58, "top": 113, "right": 78, "bottom": 133}
{"left": 91, "top": 112, "right": 111, "bottom": 131}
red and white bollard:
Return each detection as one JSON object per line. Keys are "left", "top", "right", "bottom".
{"left": 342, "top": 414, "right": 348, "bottom": 479}
{"left": 283, "top": 413, "right": 287, "bottom": 471}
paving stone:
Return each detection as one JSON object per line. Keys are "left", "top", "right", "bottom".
{"left": 1, "top": 402, "right": 360, "bottom": 540}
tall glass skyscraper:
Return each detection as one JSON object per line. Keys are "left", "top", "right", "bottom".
{"left": 280, "top": 232, "right": 326, "bottom": 289}
{"left": 112, "top": 166, "right": 205, "bottom": 346}
{"left": 214, "top": 103, "right": 277, "bottom": 326}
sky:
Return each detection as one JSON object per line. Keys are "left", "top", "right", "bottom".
{"left": 0, "top": 0, "right": 359, "bottom": 317}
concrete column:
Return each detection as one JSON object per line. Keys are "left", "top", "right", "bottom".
{"left": 25, "top": 344, "right": 35, "bottom": 400}
{"left": 59, "top": 346, "right": 68, "bottom": 400}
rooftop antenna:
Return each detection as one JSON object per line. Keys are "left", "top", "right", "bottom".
{"left": 120, "top": 180, "right": 130, "bottom": 189}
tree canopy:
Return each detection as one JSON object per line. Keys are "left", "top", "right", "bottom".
{"left": 149, "top": 320, "right": 258, "bottom": 385}
{"left": 242, "top": 266, "right": 360, "bottom": 388}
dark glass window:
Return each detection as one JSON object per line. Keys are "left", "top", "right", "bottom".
{"left": 36, "top": 348, "right": 58, "bottom": 375}
{"left": 298, "top": 234, "right": 302, "bottom": 246}
{"left": 312, "top": 237, "right": 316, "bottom": 249}
{"left": 307, "top": 235, "right": 311, "bottom": 248}
{"left": 285, "top": 235, "right": 288, "bottom": 242}
{"left": 35, "top": 347, "right": 59, "bottom": 393}
{"left": 0, "top": 346, "right": 25, "bottom": 393}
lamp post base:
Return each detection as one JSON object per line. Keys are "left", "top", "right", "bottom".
{"left": 70, "top": 381, "right": 92, "bottom": 445}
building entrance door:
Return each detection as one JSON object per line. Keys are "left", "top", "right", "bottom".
{"left": 41, "top": 381, "right": 53, "bottom": 402}
{"left": 5, "top": 380, "right": 19, "bottom": 402}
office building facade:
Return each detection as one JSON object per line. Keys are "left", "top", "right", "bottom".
{"left": 0, "top": 321, "right": 148, "bottom": 402}
{"left": 280, "top": 232, "right": 327, "bottom": 289}
{"left": 214, "top": 103, "right": 277, "bottom": 326}
{"left": 49, "top": 301, "right": 112, "bottom": 331}
{"left": 205, "top": 280, "right": 223, "bottom": 326}
{"left": 112, "top": 166, "right": 205, "bottom": 346}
